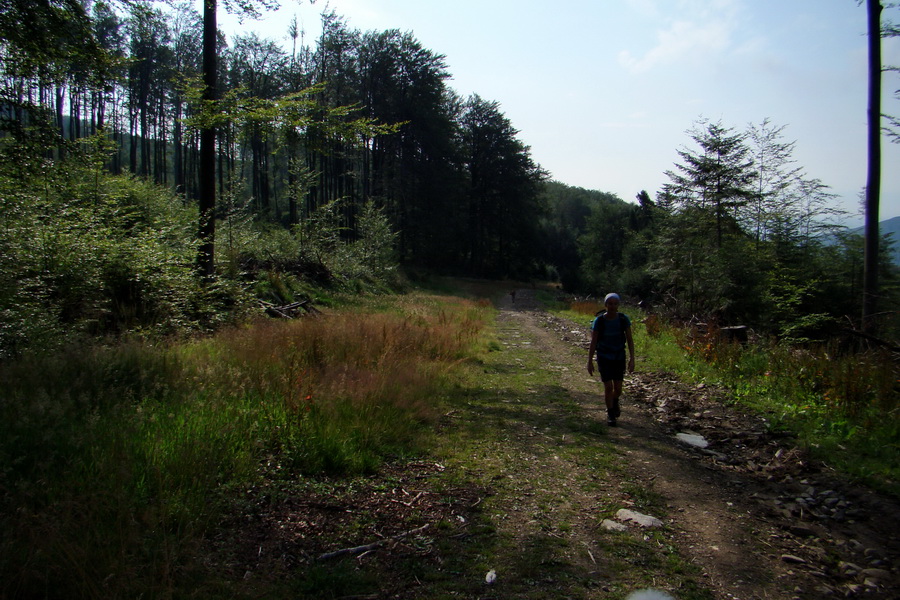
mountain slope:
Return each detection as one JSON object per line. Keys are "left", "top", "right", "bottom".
{"left": 848, "top": 216, "right": 900, "bottom": 264}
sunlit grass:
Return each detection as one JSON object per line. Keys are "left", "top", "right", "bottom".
{"left": 0, "top": 292, "right": 490, "bottom": 598}
{"left": 576, "top": 307, "right": 900, "bottom": 497}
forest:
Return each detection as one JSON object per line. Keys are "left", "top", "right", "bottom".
{"left": 2, "top": 0, "right": 898, "bottom": 358}
{"left": 3, "top": 2, "right": 900, "bottom": 597}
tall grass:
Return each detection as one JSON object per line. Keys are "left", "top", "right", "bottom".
{"left": 0, "top": 294, "right": 489, "bottom": 598}
{"left": 557, "top": 301, "right": 898, "bottom": 493}
{"left": 631, "top": 314, "right": 900, "bottom": 496}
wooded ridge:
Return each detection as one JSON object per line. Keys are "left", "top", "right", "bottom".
{"left": 1, "top": 0, "right": 898, "bottom": 357}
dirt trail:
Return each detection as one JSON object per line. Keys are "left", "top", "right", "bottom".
{"left": 500, "top": 288, "right": 900, "bottom": 600}
{"left": 211, "top": 286, "right": 899, "bottom": 599}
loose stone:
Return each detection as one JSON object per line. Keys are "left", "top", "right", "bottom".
{"left": 860, "top": 568, "right": 891, "bottom": 582}
{"left": 839, "top": 561, "right": 862, "bottom": 576}
{"left": 601, "top": 519, "right": 628, "bottom": 532}
{"left": 615, "top": 509, "right": 664, "bottom": 528}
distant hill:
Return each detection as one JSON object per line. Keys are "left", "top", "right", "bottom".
{"left": 848, "top": 216, "right": 900, "bottom": 264}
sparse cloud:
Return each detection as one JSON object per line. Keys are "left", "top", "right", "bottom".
{"left": 625, "top": 0, "right": 662, "bottom": 19}
{"left": 618, "top": 0, "right": 740, "bottom": 74}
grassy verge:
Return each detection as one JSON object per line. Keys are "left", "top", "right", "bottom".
{"left": 0, "top": 292, "right": 489, "bottom": 598}
{"left": 555, "top": 301, "right": 900, "bottom": 498}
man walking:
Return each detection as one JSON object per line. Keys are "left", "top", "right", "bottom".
{"left": 587, "top": 293, "right": 635, "bottom": 426}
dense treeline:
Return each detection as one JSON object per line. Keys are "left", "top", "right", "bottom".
{"left": 1, "top": 2, "right": 545, "bottom": 275}
{"left": 0, "top": 1, "right": 549, "bottom": 356}
{"left": 1, "top": 0, "right": 897, "bottom": 358}
{"left": 543, "top": 119, "right": 900, "bottom": 340}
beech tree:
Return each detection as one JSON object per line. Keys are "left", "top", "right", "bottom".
{"left": 356, "top": 28, "right": 458, "bottom": 265}
{"left": 745, "top": 119, "right": 802, "bottom": 247}
{"left": 459, "top": 95, "right": 547, "bottom": 277}
{"left": 197, "top": 0, "right": 282, "bottom": 278}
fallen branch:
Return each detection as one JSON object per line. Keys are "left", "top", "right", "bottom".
{"left": 389, "top": 490, "right": 426, "bottom": 507}
{"left": 843, "top": 326, "right": 900, "bottom": 353}
{"left": 259, "top": 299, "right": 322, "bottom": 319}
{"left": 317, "top": 523, "right": 430, "bottom": 561}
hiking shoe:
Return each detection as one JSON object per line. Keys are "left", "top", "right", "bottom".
{"left": 607, "top": 411, "right": 617, "bottom": 427}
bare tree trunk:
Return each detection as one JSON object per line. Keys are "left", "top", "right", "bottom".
{"left": 862, "top": 0, "right": 883, "bottom": 332}
{"left": 55, "top": 84, "right": 65, "bottom": 160}
{"left": 198, "top": 0, "right": 217, "bottom": 279}
{"left": 173, "top": 95, "right": 184, "bottom": 192}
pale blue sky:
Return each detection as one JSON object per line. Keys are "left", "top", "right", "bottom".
{"left": 220, "top": 0, "right": 900, "bottom": 224}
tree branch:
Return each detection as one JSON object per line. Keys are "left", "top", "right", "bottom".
{"left": 316, "top": 523, "right": 431, "bottom": 561}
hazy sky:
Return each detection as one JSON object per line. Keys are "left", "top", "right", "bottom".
{"left": 219, "top": 0, "right": 900, "bottom": 224}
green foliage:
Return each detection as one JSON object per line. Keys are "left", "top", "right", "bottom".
{"left": 0, "top": 0, "right": 111, "bottom": 83}
{"left": 0, "top": 294, "right": 489, "bottom": 597}
{"left": 0, "top": 109, "right": 409, "bottom": 357}
{"left": 336, "top": 200, "right": 401, "bottom": 285}
{"left": 629, "top": 315, "right": 900, "bottom": 496}
{"left": 0, "top": 133, "right": 223, "bottom": 357}
{"left": 218, "top": 196, "right": 404, "bottom": 299}
{"left": 539, "top": 182, "right": 626, "bottom": 289}
{"left": 459, "top": 95, "right": 548, "bottom": 278}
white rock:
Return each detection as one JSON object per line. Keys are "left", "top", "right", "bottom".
{"left": 676, "top": 432, "right": 709, "bottom": 448}
{"left": 601, "top": 519, "right": 628, "bottom": 532}
{"left": 616, "top": 508, "right": 664, "bottom": 528}
{"left": 839, "top": 561, "right": 863, "bottom": 576}
{"left": 485, "top": 569, "right": 497, "bottom": 584}
{"left": 864, "top": 578, "right": 881, "bottom": 589}
{"left": 626, "top": 590, "right": 675, "bottom": 600}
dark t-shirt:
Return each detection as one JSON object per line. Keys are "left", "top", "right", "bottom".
{"left": 591, "top": 312, "right": 631, "bottom": 361}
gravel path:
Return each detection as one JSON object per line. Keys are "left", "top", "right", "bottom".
{"left": 501, "top": 287, "right": 900, "bottom": 600}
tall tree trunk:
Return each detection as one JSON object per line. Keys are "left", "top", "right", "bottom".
{"left": 55, "top": 84, "right": 66, "bottom": 160}
{"left": 158, "top": 94, "right": 168, "bottom": 185}
{"left": 129, "top": 104, "right": 138, "bottom": 173}
{"left": 139, "top": 80, "right": 149, "bottom": 176}
{"left": 862, "top": 0, "right": 883, "bottom": 332}
{"left": 173, "top": 95, "right": 184, "bottom": 192}
{"left": 198, "top": 0, "right": 217, "bottom": 279}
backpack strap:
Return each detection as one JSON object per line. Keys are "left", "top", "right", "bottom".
{"left": 594, "top": 311, "right": 627, "bottom": 342}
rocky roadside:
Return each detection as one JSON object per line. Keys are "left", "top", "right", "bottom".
{"left": 539, "top": 306, "right": 900, "bottom": 600}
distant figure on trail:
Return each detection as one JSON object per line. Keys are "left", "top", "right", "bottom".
{"left": 510, "top": 289, "right": 516, "bottom": 303}
{"left": 587, "top": 293, "right": 635, "bottom": 426}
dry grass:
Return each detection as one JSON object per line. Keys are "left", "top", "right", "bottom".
{"left": 570, "top": 300, "right": 602, "bottom": 316}
{"left": 624, "top": 309, "right": 900, "bottom": 495}
{"left": 0, "top": 293, "right": 491, "bottom": 599}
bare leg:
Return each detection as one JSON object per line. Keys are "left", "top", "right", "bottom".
{"left": 612, "top": 380, "right": 623, "bottom": 418}
{"left": 603, "top": 380, "right": 617, "bottom": 424}
{"left": 603, "top": 380, "right": 615, "bottom": 411}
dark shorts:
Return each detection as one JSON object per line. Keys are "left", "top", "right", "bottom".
{"left": 596, "top": 357, "right": 626, "bottom": 382}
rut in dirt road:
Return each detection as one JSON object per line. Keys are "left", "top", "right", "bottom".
{"left": 498, "top": 288, "right": 900, "bottom": 600}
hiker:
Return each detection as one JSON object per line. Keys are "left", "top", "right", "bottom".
{"left": 587, "top": 292, "right": 635, "bottom": 426}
